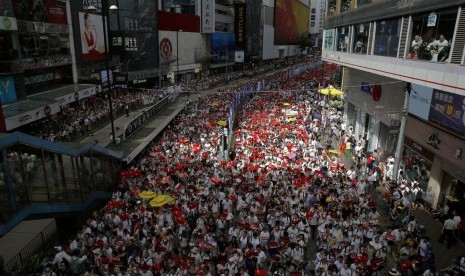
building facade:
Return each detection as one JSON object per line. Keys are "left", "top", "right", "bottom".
{"left": 322, "top": 0, "right": 465, "bottom": 211}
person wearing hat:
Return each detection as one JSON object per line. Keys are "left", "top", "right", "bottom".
{"left": 388, "top": 268, "right": 401, "bottom": 275}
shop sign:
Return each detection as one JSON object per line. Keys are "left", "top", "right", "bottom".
{"left": 404, "top": 136, "right": 434, "bottom": 161}
{"left": 201, "top": 0, "right": 215, "bottom": 33}
{"left": 128, "top": 69, "right": 157, "bottom": 81}
{"left": 234, "top": 3, "right": 246, "bottom": 50}
{"left": 426, "top": 132, "right": 440, "bottom": 149}
{"left": 132, "top": 79, "right": 147, "bottom": 84}
{"left": 0, "top": 16, "right": 18, "bottom": 31}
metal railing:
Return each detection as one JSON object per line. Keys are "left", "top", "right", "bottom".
{"left": 3, "top": 219, "right": 57, "bottom": 272}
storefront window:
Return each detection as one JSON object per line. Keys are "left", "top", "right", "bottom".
{"left": 357, "top": 0, "right": 371, "bottom": 7}
{"left": 407, "top": 9, "right": 457, "bottom": 62}
{"left": 440, "top": 172, "right": 465, "bottom": 216}
{"left": 339, "top": 0, "right": 352, "bottom": 13}
{"left": 328, "top": 0, "right": 337, "bottom": 16}
{"left": 373, "top": 17, "right": 401, "bottom": 57}
{"left": 378, "top": 123, "right": 398, "bottom": 157}
{"left": 402, "top": 147, "right": 432, "bottom": 186}
{"left": 336, "top": 26, "right": 350, "bottom": 52}
{"left": 346, "top": 103, "right": 357, "bottom": 131}
{"left": 352, "top": 23, "right": 369, "bottom": 54}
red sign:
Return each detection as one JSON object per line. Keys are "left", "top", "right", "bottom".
{"left": 372, "top": 84, "right": 382, "bottom": 101}
{"left": 157, "top": 11, "right": 200, "bottom": 33}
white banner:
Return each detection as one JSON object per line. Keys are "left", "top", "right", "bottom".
{"left": 55, "top": 85, "right": 101, "bottom": 107}
{"left": 5, "top": 102, "right": 61, "bottom": 131}
{"left": 202, "top": 0, "right": 215, "bottom": 33}
{"left": 0, "top": 16, "right": 18, "bottom": 31}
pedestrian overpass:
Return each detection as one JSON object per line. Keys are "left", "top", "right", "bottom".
{"left": 0, "top": 132, "right": 123, "bottom": 236}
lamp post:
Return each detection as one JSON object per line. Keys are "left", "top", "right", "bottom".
{"left": 176, "top": 29, "right": 182, "bottom": 84}
{"left": 87, "top": 2, "right": 118, "bottom": 145}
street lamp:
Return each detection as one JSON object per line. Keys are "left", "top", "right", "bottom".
{"left": 176, "top": 29, "right": 182, "bottom": 84}
{"left": 87, "top": 2, "right": 118, "bottom": 145}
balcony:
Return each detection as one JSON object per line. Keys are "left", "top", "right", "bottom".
{"left": 322, "top": 50, "right": 465, "bottom": 94}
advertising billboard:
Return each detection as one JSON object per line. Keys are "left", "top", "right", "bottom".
{"left": 429, "top": 89, "right": 465, "bottom": 137}
{"left": 409, "top": 83, "right": 433, "bottom": 121}
{"left": 79, "top": 12, "right": 107, "bottom": 62}
{"left": 324, "top": 28, "right": 335, "bottom": 50}
{"left": 0, "top": 76, "right": 18, "bottom": 104}
{"left": 235, "top": 50, "right": 244, "bottom": 63}
{"left": 234, "top": 3, "right": 246, "bottom": 50}
{"left": 274, "top": 0, "right": 309, "bottom": 45}
{"left": 12, "top": 0, "right": 67, "bottom": 24}
{"left": 211, "top": 33, "right": 235, "bottom": 63}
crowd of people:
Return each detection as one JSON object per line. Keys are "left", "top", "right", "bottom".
{"left": 38, "top": 60, "right": 465, "bottom": 276}
{"left": 19, "top": 89, "right": 170, "bottom": 143}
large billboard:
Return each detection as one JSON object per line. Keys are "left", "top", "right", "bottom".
{"left": 12, "top": 0, "right": 67, "bottom": 24}
{"left": 79, "top": 12, "right": 107, "bottom": 62}
{"left": 211, "top": 33, "right": 235, "bottom": 63}
{"left": 274, "top": 0, "right": 309, "bottom": 45}
{"left": 429, "top": 89, "right": 465, "bottom": 137}
{"left": 409, "top": 83, "right": 465, "bottom": 138}
{"left": 234, "top": 3, "right": 246, "bottom": 50}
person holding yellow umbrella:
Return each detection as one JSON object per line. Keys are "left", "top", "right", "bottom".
{"left": 318, "top": 85, "right": 344, "bottom": 97}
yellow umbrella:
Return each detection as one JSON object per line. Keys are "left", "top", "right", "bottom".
{"left": 319, "top": 85, "right": 344, "bottom": 97}
{"left": 217, "top": 120, "right": 227, "bottom": 127}
{"left": 287, "top": 117, "right": 297, "bottom": 122}
{"left": 149, "top": 195, "right": 175, "bottom": 207}
{"left": 139, "top": 191, "right": 157, "bottom": 199}
{"left": 211, "top": 102, "right": 219, "bottom": 107}
{"left": 283, "top": 103, "right": 290, "bottom": 106}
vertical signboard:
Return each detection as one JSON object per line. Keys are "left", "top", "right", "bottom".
{"left": 234, "top": 3, "right": 246, "bottom": 50}
{"left": 202, "top": 0, "right": 215, "bottom": 33}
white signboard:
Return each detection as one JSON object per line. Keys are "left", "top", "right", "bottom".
{"left": 0, "top": 16, "right": 18, "bottom": 31}
{"left": 55, "top": 85, "right": 100, "bottom": 108}
{"left": 235, "top": 50, "right": 244, "bottom": 63}
{"left": 202, "top": 0, "right": 215, "bottom": 33}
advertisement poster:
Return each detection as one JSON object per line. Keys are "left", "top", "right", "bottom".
{"left": 211, "top": 33, "right": 235, "bottom": 63}
{"left": 234, "top": 3, "right": 246, "bottom": 50}
{"left": 235, "top": 50, "right": 244, "bottom": 63}
{"left": 274, "top": 0, "right": 309, "bottom": 45}
{"left": 408, "top": 83, "right": 433, "bottom": 121}
{"left": 12, "top": 0, "right": 67, "bottom": 24}
{"left": 0, "top": 76, "right": 18, "bottom": 104}
{"left": 324, "top": 28, "right": 335, "bottom": 50}
{"left": 79, "top": 11, "right": 107, "bottom": 62}
{"left": 202, "top": 0, "right": 215, "bottom": 33}
{"left": 429, "top": 89, "right": 465, "bottom": 137}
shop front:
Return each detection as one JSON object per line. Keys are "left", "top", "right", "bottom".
{"left": 342, "top": 68, "right": 405, "bottom": 156}
{"left": 405, "top": 116, "right": 465, "bottom": 212}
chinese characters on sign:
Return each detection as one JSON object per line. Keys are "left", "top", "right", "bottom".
{"left": 429, "top": 89, "right": 465, "bottom": 137}
{"left": 202, "top": 0, "right": 215, "bottom": 33}
{"left": 234, "top": 3, "right": 246, "bottom": 50}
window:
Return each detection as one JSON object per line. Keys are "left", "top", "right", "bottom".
{"left": 311, "top": 8, "right": 316, "bottom": 13}
{"left": 373, "top": 17, "right": 401, "bottom": 57}
{"left": 311, "top": 15, "right": 316, "bottom": 20}
{"left": 339, "top": 0, "right": 351, "bottom": 12}
{"left": 352, "top": 23, "right": 369, "bottom": 54}
{"left": 336, "top": 26, "right": 349, "bottom": 52}
{"left": 407, "top": 8, "right": 457, "bottom": 62}
{"left": 311, "top": 22, "right": 315, "bottom": 27}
